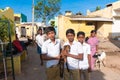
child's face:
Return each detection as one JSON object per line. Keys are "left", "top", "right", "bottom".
{"left": 47, "top": 31, "right": 55, "bottom": 40}
{"left": 77, "top": 35, "right": 85, "bottom": 43}
{"left": 91, "top": 32, "right": 96, "bottom": 37}
{"left": 38, "top": 30, "right": 42, "bottom": 34}
{"left": 66, "top": 33, "right": 75, "bottom": 42}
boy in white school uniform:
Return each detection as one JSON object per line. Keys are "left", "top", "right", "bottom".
{"left": 63, "top": 29, "right": 83, "bottom": 80}
{"left": 42, "top": 27, "right": 61, "bottom": 80}
{"left": 77, "top": 31, "right": 91, "bottom": 80}
{"left": 36, "top": 28, "right": 44, "bottom": 65}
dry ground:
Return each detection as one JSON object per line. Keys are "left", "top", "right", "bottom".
{"left": 1, "top": 39, "right": 120, "bottom": 80}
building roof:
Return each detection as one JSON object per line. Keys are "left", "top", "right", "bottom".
{"left": 68, "top": 15, "right": 113, "bottom": 22}
{"left": 21, "top": 22, "right": 47, "bottom": 27}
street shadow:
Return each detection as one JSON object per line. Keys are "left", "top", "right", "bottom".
{"left": 109, "top": 39, "right": 120, "bottom": 48}
{"left": 109, "top": 32, "right": 120, "bottom": 48}
{"left": 90, "top": 70, "right": 105, "bottom": 80}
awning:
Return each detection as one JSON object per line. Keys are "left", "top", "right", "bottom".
{"left": 70, "top": 17, "right": 113, "bottom": 22}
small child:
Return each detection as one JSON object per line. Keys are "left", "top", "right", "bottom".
{"left": 77, "top": 31, "right": 91, "bottom": 80}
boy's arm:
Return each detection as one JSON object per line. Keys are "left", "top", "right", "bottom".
{"left": 87, "top": 45, "right": 92, "bottom": 71}
{"left": 66, "top": 42, "right": 83, "bottom": 60}
{"left": 41, "top": 41, "right": 61, "bottom": 61}
{"left": 88, "top": 54, "right": 92, "bottom": 72}
{"left": 88, "top": 54, "right": 91, "bottom": 68}
{"left": 42, "top": 54, "right": 60, "bottom": 61}
{"left": 66, "top": 53, "right": 83, "bottom": 60}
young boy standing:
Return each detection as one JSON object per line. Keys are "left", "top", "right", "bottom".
{"left": 64, "top": 29, "right": 83, "bottom": 80}
{"left": 36, "top": 28, "right": 44, "bottom": 65}
{"left": 42, "top": 27, "right": 61, "bottom": 80}
{"left": 77, "top": 31, "right": 91, "bottom": 80}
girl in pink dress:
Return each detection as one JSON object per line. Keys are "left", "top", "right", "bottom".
{"left": 87, "top": 30, "right": 98, "bottom": 71}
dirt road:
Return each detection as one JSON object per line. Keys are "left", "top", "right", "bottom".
{"left": 15, "top": 40, "right": 120, "bottom": 80}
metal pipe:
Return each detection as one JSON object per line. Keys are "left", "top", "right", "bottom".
{"left": 32, "top": 0, "right": 34, "bottom": 40}
{"left": 0, "top": 42, "right": 8, "bottom": 80}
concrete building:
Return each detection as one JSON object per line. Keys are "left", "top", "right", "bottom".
{"left": 0, "top": 7, "right": 15, "bottom": 40}
{"left": 14, "top": 13, "right": 27, "bottom": 38}
{"left": 87, "top": 1, "right": 120, "bottom": 38}
{"left": 17, "top": 22, "right": 47, "bottom": 39}
{"left": 19, "top": 22, "right": 37, "bottom": 38}
{"left": 58, "top": 11, "right": 112, "bottom": 41}
{"left": 0, "top": 7, "right": 14, "bottom": 21}
{"left": 14, "top": 13, "right": 27, "bottom": 24}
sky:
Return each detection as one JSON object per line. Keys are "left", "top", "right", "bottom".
{"left": 0, "top": 0, "right": 118, "bottom": 22}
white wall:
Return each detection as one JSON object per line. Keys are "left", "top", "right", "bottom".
{"left": 112, "top": 17, "right": 120, "bottom": 37}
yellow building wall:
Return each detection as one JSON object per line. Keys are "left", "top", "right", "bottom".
{"left": 18, "top": 25, "right": 37, "bottom": 38}
{"left": 58, "top": 15, "right": 95, "bottom": 41}
{"left": 14, "top": 14, "right": 21, "bottom": 17}
{"left": 0, "top": 7, "right": 14, "bottom": 21}
{"left": 103, "top": 22, "right": 112, "bottom": 38}
{"left": 0, "top": 7, "right": 15, "bottom": 41}
{"left": 97, "top": 22, "right": 112, "bottom": 38}
{"left": 26, "top": 25, "right": 37, "bottom": 37}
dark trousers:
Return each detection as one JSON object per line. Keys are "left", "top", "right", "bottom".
{"left": 37, "top": 45, "right": 43, "bottom": 65}
{"left": 80, "top": 69, "right": 89, "bottom": 80}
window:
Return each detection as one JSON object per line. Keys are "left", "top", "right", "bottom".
{"left": 86, "top": 22, "right": 94, "bottom": 26}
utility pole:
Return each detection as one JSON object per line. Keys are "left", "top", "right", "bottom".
{"left": 32, "top": 0, "right": 34, "bottom": 40}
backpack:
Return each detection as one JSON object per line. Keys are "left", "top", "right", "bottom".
{"left": 13, "top": 40, "right": 23, "bottom": 52}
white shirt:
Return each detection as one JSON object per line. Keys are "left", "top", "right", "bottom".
{"left": 64, "top": 41, "right": 83, "bottom": 69}
{"left": 42, "top": 39, "right": 61, "bottom": 68}
{"left": 79, "top": 42, "right": 91, "bottom": 70}
{"left": 36, "top": 34, "right": 44, "bottom": 48}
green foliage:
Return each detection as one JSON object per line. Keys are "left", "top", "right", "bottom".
{"left": 95, "top": 6, "right": 101, "bottom": 11}
{"left": 50, "top": 21, "right": 55, "bottom": 27}
{"left": 0, "top": 16, "right": 14, "bottom": 42}
{"left": 35, "top": 0, "right": 61, "bottom": 22}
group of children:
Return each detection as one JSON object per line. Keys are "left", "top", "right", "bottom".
{"left": 36, "top": 27, "right": 98, "bottom": 80}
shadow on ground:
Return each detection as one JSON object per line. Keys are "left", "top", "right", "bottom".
{"left": 90, "top": 70, "right": 105, "bottom": 80}
{"left": 16, "top": 45, "right": 46, "bottom": 80}
{"left": 109, "top": 39, "right": 120, "bottom": 48}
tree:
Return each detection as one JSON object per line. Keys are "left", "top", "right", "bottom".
{"left": 0, "top": 16, "right": 14, "bottom": 42}
{"left": 95, "top": 6, "right": 101, "bottom": 11}
{"left": 50, "top": 21, "right": 55, "bottom": 27}
{"left": 34, "top": 0, "right": 61, "bottom": 23}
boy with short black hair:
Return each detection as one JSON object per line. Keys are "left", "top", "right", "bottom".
{"left": 36, "top": 28, "right": 44, "bottom": 65}
{"left": 64, "top": 29, "right": 83, "bottom": 80}
{"left": 42, "top": 27, "right": 61, "bottom": 80}
{"left": 77, "top": 31, "right": 91, "bottom": 80}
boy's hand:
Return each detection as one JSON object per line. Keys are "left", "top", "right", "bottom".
{"left": 56, "top": 55, "right": 60, "bottom": 60}
{"left": 63, "top": 52, "right": 69, "bottom": 57}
